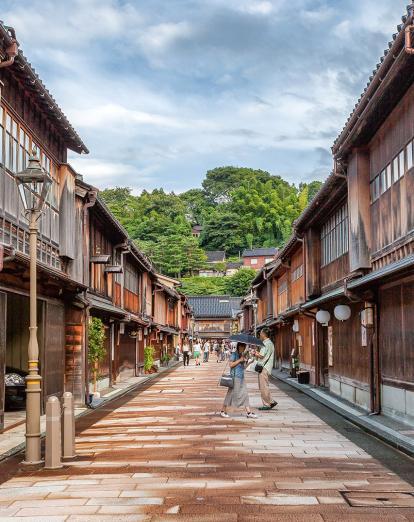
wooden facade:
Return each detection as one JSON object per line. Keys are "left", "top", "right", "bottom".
{"left": 0, "top": 24, "right": 192, "bottom": 428}
{"left": 245, "top": 4, "right": 414, "bottom": 423}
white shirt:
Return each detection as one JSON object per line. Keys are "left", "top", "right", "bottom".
{"left": 204, "top": 343, "right": 210, "bottom": 352}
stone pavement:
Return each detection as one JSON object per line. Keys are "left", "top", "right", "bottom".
{"left": 0, "top": 361, "right": 413, "bottom": 521}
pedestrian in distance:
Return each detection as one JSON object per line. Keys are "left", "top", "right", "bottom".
{"left": 214, "top": 340, "right": 221, "bottom": 362}
{"left": 203, "top": 340, "right": 210, "bottom": 362}
{"left": 193, "top": 339, "right": 202, "bottom": 366}
{"left": 254, "top": 327, "right": 278, "bottom": 411}
{"left": 220, "top": 342, "right": 257, "bottom": 419}
{"left": 182, "top": 340, "right": 190, "bottom": 367}
{"left": 220, "top": 340, "right": 226, "bottom": 361}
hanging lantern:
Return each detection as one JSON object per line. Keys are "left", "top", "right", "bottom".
{"left": 292, "top": 319, "right": 300, "bottom": 333}
{"left": 316, "top": 310, "right": 330, "bottom": 326}
{"left": 334, "top": 305, "right": 352, "bottom": 322}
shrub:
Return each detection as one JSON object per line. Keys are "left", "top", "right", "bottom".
{"left": 144, "top": 345, "right": 155, "bottom": 372}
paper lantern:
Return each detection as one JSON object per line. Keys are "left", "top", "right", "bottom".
{"left": 316, "top": 310, "right": 331, "bottom": 326}
{"left": 292, "top": 319, "right": 300, "bottom": 333}
{"left": 334, "top": 305, "right": 351, "bottom": 322}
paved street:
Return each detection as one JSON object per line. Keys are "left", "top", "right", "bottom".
{"left": 0, "top": 361, "right": 413, "bottom": 521}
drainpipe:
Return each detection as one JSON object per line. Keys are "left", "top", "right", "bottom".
{"left": 0, "top": 26, "right": 18, "bottom": 69}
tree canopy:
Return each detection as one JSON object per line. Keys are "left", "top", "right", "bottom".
{"left": 100, "top": 166, "right": 322, "bottom": 278}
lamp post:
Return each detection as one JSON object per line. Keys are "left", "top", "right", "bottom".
{"left": 15, "top": 151, "right": 52, "bottom": 465}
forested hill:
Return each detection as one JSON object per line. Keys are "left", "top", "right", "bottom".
{"left": 100, "top": 166, "right": 322, "bottom": 279}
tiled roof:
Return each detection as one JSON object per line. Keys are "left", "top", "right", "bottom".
{"left": 188, "top": 296, "right": 242, "bottom": 319}
{"left": 333, "top": 4, "right": 413, "bottom": 155}
{"left": 226, "top": 261, "right": 242, "bottom": 269}
{"left": 242, "top": 248, "right": 277, "bottom": 257}
{"left": 206, "top": 251, "right": 226, "bottom": 263}
{"left": 0, "top": 21, "right": 88, "bottom": 154}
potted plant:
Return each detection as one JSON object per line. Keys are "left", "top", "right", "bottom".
{"left": 144, "top": 345, "right": 155, "bottom": 374}
{"left": 88, "top": 317, "right": 106, "bottom": 396}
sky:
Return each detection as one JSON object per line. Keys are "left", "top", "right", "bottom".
{"left": 2, "top": 0, "right": 410, "bottom": 193}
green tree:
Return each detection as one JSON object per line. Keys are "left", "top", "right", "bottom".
{"left": 180, "top": 276, "right": 228, "bottom": 296}
{"left": 225, "top": 268, "right": 256, "bottom": 297}
{"left": 88, "top": 317, "right": 106, "bottom": 393}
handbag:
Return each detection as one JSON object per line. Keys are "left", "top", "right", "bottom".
{"left": 219, "top": 361, "right": 234, "bottom": 388}
{"left": 255, "top": 348, "right": 273, "bottom": 374}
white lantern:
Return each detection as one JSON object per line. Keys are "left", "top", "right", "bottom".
{"left": 292, "top": 319, "right": 299, "bottom": 333}
{"left": 316, "top": 310, "right": 330, "bottom": 326}
{"left": 334, "top": 305, "right": 351, "bottom": 322}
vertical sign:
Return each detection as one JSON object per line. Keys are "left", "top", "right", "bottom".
{"left": 361, "top": 310, "right": 367, "bottom": 347}
{"left": 0, "top": 244, "right": 3, "bottom": 272}
{"left": 328, "top": 326, "right": 333, "bottom": 366}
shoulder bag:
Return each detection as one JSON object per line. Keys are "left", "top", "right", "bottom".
{"left": 219, "top": 359, "right": 234, "bottom": 388}
{"left": 255, "top": 348, "right": 273, "bottom": 374}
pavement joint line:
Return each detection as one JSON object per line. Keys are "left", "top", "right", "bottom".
{"left": 0, "top": 362, "right": 181, "bottom": 464}
{"left": 270, "top": 370, "right": 414, "bottom": 460}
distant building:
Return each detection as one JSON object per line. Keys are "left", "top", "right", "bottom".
{"left": 192, "top": 225, "right": 203, "bottom": 238}
{"left": 242, "top": 248, "right": 278, "bottom": 270}
{"left": 188, "top": 296, "right": 242, "bottom": 339}
{"left": 206, "top": 251, "right": 226, "bottom": 263}
{"left": 198, "top": 250, "right": 227, "bottom": 277}
{"left": 225, "top": 261, "right": 243, "bottom": 276}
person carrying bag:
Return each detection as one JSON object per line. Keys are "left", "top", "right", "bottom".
{"left": 254, "top": 328, "right": 278, "bottom": 411}
{"left": 219, "top": 342, "right": 257, "bottom": 419}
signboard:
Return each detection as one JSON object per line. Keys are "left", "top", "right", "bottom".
{"left": 328, "top": 326, "right": 333, "bottom": 367}
{"left": 0, "top": 244, "right": 3, "bottom": 272}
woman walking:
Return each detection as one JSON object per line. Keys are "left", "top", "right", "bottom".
{"left": 220, "top": 343, "right": 257, "bottom": 419}
{"left": 193, "top": 339, "right": 202, "bottom": 366}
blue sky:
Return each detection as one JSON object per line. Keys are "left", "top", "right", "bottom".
{"left": 2, "top": 0, "right": 409, "bottom": 193}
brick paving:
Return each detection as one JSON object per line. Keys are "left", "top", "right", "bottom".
{"left": 0, "top": 361, "right": 413, "bottom": 521}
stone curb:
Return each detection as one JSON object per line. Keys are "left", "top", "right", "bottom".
{"left": 0, "top": 362, "right": 181, "bottom": 463}
{"left": 271, "top": 370, "right": 414, "bottom": 459}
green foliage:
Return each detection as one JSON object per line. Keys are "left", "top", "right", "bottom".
{"left": 100, "top": 167, "right": 323, "bottom": 276}
{"left": 225, "top": 268, "right": 257, "bottom": 297}
{"left": 180, "top": 268, "right": 257, "bottom": 297}
{"left": 180, "top": 276, "right": 228, "bottom": 296}
{"left": 88, "top": 317, "right": 106, "bottom": 365}
{"left": 144, "top": 345, "right": 155, "bottom": 372}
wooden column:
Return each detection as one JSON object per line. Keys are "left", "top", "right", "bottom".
{"left": 305, "top": 228, "right": 321, "bottom": 298}
{"left": 348, "top": 149, "right": 371, "bottom": 272}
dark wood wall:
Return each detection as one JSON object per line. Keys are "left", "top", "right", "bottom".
{"left": 369, "top": 82, "right": 414, "bottom": 254}
{"left": 379, "top": 276, "right": 414, "bottom": 388}
{"left": 320, "top": 254, "right": 349, "bottom": 291}
{"left": 43, "top": 302, "right": 65, "bottom": 401}
{"left": 0, "top": 292, "right": 5, "bottom": 430}
{"left": 329, "top": 301, "right": 370, "bottom": 387}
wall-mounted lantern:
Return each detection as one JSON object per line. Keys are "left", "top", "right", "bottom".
{"left": 316, "top": 310, "right": 331, "bottom": 326}
{"left": 292, "top": 319, "right": 300, "bottom": 333}
{"left": 334, "top": 304, "right": 352, "bottom": 322}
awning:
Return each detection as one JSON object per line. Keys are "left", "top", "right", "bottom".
{"left": 348, "top": 254, "right": 414, "bottom": 289}
{"left": 88, "top": 293, "right": 127, "bottom": 318}
{"left": 301, "top": 287, "right": 344, "bottom": 310}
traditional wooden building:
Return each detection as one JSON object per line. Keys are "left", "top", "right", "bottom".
{"left": 188, "top": 296, "right": 241, "bottom": 340}
{"left": 0, "top": 22, "right": 89, "bottom": 426}
{"left": 247, "top": 4, "right": 414, "bottom": 424}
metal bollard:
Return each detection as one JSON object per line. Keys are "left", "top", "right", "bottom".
{"left": 44, "top": 396, "right": 63, "bottom": 469}
{"left": 62, "top": 392, "right": 76, "bottom": 460}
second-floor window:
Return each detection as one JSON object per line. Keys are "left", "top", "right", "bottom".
{"left": 321, "top": 203, "right": 349, "bottom": 267}
{"left": 291, "top": 264, "right": 304, "bottom": 282}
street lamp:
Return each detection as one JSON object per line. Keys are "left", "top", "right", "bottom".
{"left": 15, "top": 151, "right": 52, "bottom": 465}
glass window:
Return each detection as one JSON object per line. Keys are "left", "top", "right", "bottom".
{"left": 399, "top": 150, "right": 405, "bottom": 178}
{"left": 320, "top": 203, "right": 349, "bottom": 266}
{"left": 407, "top": 141, "right": 413, "bottom": 171}
{"left": 393, "top": 157, "right": 399, "bottom": 183}
{"left": 250, "top": 259, "right": 258, "bottom": 265}
{"left": 380, "top": 169, "right": 386, "bottom": 194}
{"left": 386, "top": 164, "right": 392, "bottom": 188}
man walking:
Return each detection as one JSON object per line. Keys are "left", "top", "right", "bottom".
{"left": 255, "top": 328, "right": 277, "bottom": 411}
{"left": 182, "top": 340, "right": 190, "bottom": 367}
{"left": 203, "top": 340, "right": 210, "bottom": 362}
